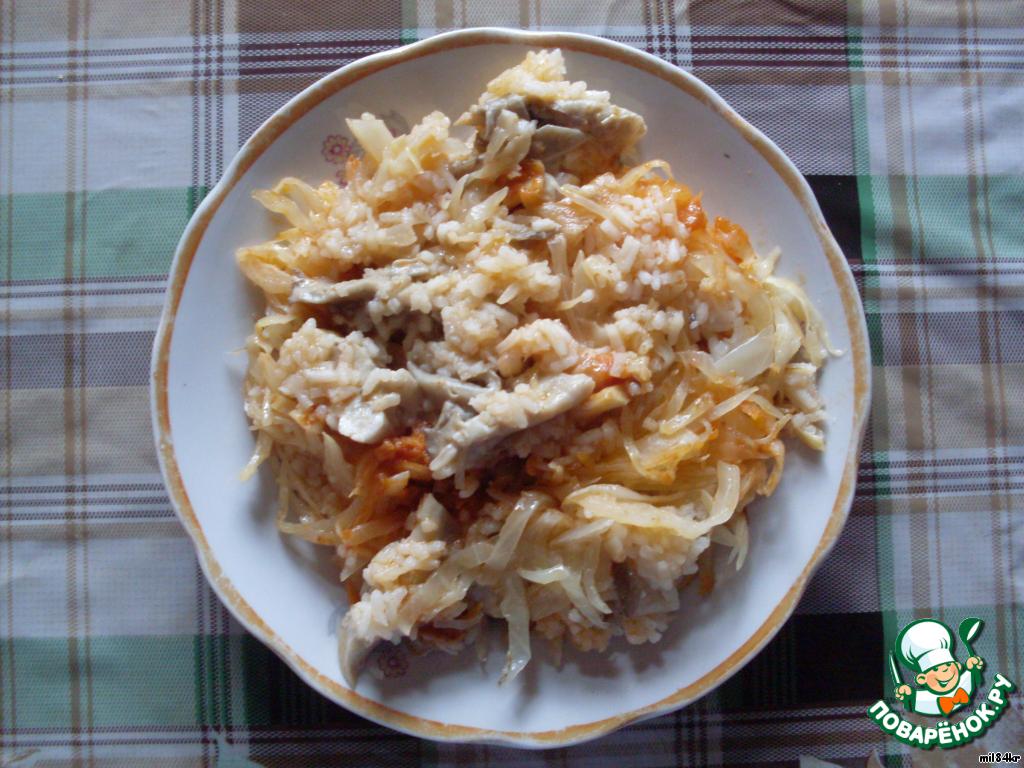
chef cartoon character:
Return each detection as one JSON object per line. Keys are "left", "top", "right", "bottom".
{"left": 893, "top": 619, "right": 985, "bottom": 717}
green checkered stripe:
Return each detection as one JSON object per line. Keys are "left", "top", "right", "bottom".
{"left": 2, "top": 1, "right": 1022, "bottom": 766}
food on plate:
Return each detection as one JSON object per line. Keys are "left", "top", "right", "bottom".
{"left": 236, "top": 50, "right": 835, "bottom": 686}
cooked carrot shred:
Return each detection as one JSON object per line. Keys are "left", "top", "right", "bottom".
{"left": 576, "top": 351, "right": 626, "bottom": 390}
{"left": 373, "top": 431, "right": 429, "bottom": 467}
{"left": 505, "top": 159, "right": 546, "bottom": 209}
{"left": 713, "top": 216, "right": 754, "bottom": 263}
{"left": 681, "top": 195, "right": 706, "bottom": 231}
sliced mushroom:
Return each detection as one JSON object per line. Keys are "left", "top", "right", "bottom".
{"left": 291, "top": 277, "right": 380, "bottom": 305}
{"left": 408, "top": 364, "right": 492, "bottom": 406}
{"left": 327, "top": 368, "right": 419, "bottom": 444}
{"left": 460, "top": 87, "right": 647, "bottom": 182}
{"left": 291, "top": 261, "right": 433, "bottom": 306}
{"left": 425, "top": 373, "right": 595, "bottom": 479}
{"left": 482, "top": 95, "right": 528, "bottom": 140}
{"left": 504, "top": 373, "right": 595, "bottom": 424}
{"left": 528, "top": 124, "right": 588, "bottom": 163}
{"left": 424, "top": 400, "right": 495, "bottom": 473}
{"left": 459, "top": 94, "right": 529, "bottom": 142}
{"left": 338, "top": 607, "right": 378, "bottom": 688}
{"left": 529, "top": 98, "right": 645, "bottom": 147}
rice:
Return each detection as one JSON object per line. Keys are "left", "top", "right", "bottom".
{"left": 235, "top": 49, "right": 836, "bottom": 686}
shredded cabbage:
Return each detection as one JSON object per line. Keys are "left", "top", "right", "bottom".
{"left": 486, "top": 493, "right": 547, "bottom": 572}
{"left": 518, "top": 564, "right": 571, "bottom": 584}
{"left": 714, "top": 327, "right": 774, "bottom": 382}
{"left": 346, "top": 114, "right": 393, "bottom": 166}
{"left": 499, "top": 574, "right": 531, "bottom": 683}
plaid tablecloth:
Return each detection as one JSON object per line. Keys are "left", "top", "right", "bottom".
{"left": 2, "top": 1, "right": 1022, "bottom": 765}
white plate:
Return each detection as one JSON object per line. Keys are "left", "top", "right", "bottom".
{"left": 151, "top": 28, "right": 870, "bottom": 748}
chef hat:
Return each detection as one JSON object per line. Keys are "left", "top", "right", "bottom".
{"left": 897, "top": 619, "right": 956, "bottom": 673}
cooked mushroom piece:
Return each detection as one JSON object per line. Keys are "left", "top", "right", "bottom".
{"left": 291, "top": 277, "right": 379, "bottom": 305}
{"left": 425, "top": 373, "right": 595, "bottom": 478}
{"left": 327, "top": 368, "right": 419, "bottom": 444}
{"left": 528, "top": 124, "right": 588, "bottom": 163}
{"left": 459, "top": 94, "right": 529, "bottom": 141}
{"left": 529, "top": 98, "right": 645, "bottom": 148}
{"left": 461, "top": 86, "right": 646, "bottom": 179}
{"left": 338, "top": 604, "right": 380, "bottom": 687}
{"left": 291, "top": 262, "right": 432, "bottom": 306}
{"left": 407, "top": 364, "right": 492, "bottom": 406}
